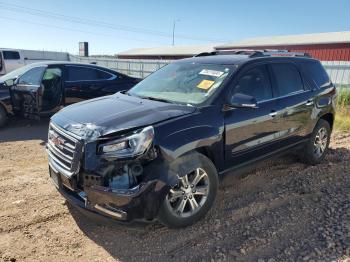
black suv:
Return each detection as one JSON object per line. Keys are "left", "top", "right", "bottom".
{"left": 47, "top": 51, "right": 336, "bottom": 228}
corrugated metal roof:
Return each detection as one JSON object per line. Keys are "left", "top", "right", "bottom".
{"left": 117, "top": 44, "right": 217, "bottom": 57}
{"left": 216, "top": 31, "right": 350, "bottom": 49}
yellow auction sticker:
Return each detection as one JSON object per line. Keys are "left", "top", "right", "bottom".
{"left": 197, "top": 80, "right": 215, "bottom": 90}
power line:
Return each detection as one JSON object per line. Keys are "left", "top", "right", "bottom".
{"left": 0, "top": 3, "right": 170, "bottom": 37}
{"left": 0, "top": 15, "right": 167, "bottom": 45}
{"left": 0, "top": 2, "right": 228, "bottom": 42}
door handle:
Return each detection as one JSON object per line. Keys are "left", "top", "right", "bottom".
{"left": 269, "top": 111, "right": 277, "bottom": 117}
{"left": 71, "top": 86, "right": 80, "bottom": 91}
{"left": 305, "top": 100, "right": 314, "bottom": 106}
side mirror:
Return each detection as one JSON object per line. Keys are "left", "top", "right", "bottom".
{"left": 228, "top": 93, "right": 258, "bottom": 109}
{"left": 4, "top": 78, "right": 15, "bottom": 87}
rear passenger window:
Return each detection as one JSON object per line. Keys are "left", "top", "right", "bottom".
{"left": 270, "top": 63, "right": 304, "bottom": 96}
{"left": 233, "top": 65, "right": 273, "bottom": 102}
{"left": 303, "top": 61, "right": 330, "bottom": 88}
{"left": 67, "top": 66, "right": 113, "bottom": 81}
{"left": 3, "top": 51, "right": 20, "bottom": 60}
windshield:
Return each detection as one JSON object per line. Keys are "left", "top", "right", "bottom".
{"left": 128, "top": 63, "right": 232, "bottom": 105}
{"left": 0, "top": 64, "right": 37, "bottom": 83}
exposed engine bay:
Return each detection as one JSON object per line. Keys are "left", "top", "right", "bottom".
{"left": 80, "top": 146, "right": 159, "bottom": 191}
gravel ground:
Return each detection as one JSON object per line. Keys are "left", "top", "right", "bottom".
{"left": 0, "top": 120, "right": 349, "bottom": 262}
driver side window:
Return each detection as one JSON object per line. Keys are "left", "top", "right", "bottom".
{"left": 18, "top": 66, "right": 46, "bottom": 85}
{"left": 233, "top": 65, "right": 273, "bottom": 102}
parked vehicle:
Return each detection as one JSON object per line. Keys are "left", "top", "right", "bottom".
{"left": 0, "top": 62, "right": 140, "bottom": 127}
{"left": 0, "top": 48, "right": 69, "bottom": 76}
{"left": 47, "top": 51, "right": 336, "bottom": 228}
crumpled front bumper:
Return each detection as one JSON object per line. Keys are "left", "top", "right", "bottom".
{"left": 49, "top": 167, "right": 170, "bottom": 222}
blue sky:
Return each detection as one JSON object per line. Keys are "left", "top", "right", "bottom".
{"left": 1, "top": 0, "right": 350, "bottom": 55}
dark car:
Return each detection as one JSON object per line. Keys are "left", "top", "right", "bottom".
{"left": 0, "top": 62, "right": 140, "bottom": 127}
{"left": 47, "top": 51, "right": 336, "bottom": 228}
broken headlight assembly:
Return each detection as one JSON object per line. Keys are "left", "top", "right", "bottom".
{"left": 99, "top": 126, "right": 154, "bottom": 158}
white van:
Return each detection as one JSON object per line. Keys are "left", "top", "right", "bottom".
{"left": 0, "top": 49, "right": 70, "bottom": 76}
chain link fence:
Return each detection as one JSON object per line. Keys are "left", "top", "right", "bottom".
{"left": 69, "top": 55, "right": 170, "bottom": 78}
{"left": 70, "top": 55, "right": 350, "bottom": 87}
{"left": 321, "top": 61, "right": 350, "bottom": 88}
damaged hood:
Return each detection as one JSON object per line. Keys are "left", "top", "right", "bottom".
{"left": 51, "top": 93, "right": 196, "bottom": 139}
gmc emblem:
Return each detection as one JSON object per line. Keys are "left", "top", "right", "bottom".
{"left": 49, "top": 132, "right": 65, "bottom": 149}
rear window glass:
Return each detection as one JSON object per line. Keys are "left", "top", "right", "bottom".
{"left": 67, "top": 66, "right": 113, "bottom": 81}
{"left": 303, "top": 61, "right": 330, "bottom": 88}
{"left": 3, "top": 51, "right": 20, "bottom": 60}
{"left": 270, "top": 63, "right": 304, "bottom": 97}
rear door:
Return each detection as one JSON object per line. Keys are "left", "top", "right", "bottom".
{"left": 224, "top": 63, "right": 281, "bottom": 167}
{"left": 64, "top": 65, "right": 121, "bottom": 105}
{"left": 268, "top": 62, "right": 314, "bottom": 145}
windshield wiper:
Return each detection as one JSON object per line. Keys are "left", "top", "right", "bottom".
{"left": 138, "top": 95, "right": 173, "bottom": 104}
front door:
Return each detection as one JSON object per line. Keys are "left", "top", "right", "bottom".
{"left": 10, "top": 66, "right": 46, "bottom": 116}
{"left": 224, "top": 64, "right": 281, "bottom": 168}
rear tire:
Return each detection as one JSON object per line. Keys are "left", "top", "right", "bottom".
{"left": 302, "top": 119, "right": 331, "bottom": 165}
{"left": 0, "top": 105, "right": 7, "bottom": 128}
{"left": 158, "top": 152, "right": 218, "bottom": 228}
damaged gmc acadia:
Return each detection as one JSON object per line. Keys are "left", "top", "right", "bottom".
{"left": 47, "top": 51, "right": 336, "bottom": 227}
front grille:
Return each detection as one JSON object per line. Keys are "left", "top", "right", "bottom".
{"left": 47, "top": 122, "right": 83, "bottom": 177}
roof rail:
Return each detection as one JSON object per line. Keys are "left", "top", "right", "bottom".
{"left": 194, "top": 49, "right": 263, "bottom": 57}
{"left": 254, "top": 50, "right": 311, "bottom": 58}
{"left": 194, "top": 49, "right": 311, "bottom": 58}
{"left": 194, "top": 51, "right": 218, "bottom": 57}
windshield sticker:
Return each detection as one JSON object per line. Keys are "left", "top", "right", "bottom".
{"left": 199, "top": 69, "right": 224, "bottom": 78}
{"left": 197, "top": 80, "right": 215, "bottom": 90}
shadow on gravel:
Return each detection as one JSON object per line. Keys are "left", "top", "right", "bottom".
{"left": 68, "top": 204, "right": 173, "bottom": 261}
{"left": 67, "top": 144, "right": 350, "bottom": 261}
{"left": 0, "top": 117, "right": 50, "bottom": 142}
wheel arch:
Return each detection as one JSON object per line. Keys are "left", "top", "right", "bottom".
{"left": 195, "top": 147, "right": 219, "bottom": 172}
{"left": 319, "top": 112, "right": 334, "bottom": 130}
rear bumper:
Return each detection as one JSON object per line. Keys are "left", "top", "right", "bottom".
{"left": 49, "top": 167, "right": 170, "bottom": 223}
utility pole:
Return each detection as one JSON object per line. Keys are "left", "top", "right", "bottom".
{"left": 172, "top": 19, "right": 180, "bottom": 46}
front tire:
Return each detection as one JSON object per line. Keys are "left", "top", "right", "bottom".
{"left": 302, "top": 119, "right": 331, "bottom": 165}
{"left": 158, "top": 152, "right": 218, "bottom": 228}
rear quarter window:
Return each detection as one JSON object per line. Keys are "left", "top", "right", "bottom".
{"left": 302, "top": 61, "right": 330, "bottom": 88}
{"left": 3, "top": 51, "right": 20, "bottom": 60}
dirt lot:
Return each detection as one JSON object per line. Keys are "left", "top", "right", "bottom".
{"left": 0, "top": 119, "right": 349, "bottom": 262}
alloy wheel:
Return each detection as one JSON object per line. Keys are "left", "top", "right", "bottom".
{"left": 166, "top": 168, "right": 210, "bottom": 218}
{"left": 314, "top": 127, "right": 328, "bottom": 158}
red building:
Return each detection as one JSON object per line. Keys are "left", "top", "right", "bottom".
{"left": 117, "top": 32, "right": 350, "bottom": 61}
{"left": 215, "top": 31, "right": 350, "bottom": 61}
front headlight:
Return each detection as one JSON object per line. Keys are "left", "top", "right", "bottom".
{"left": 99, "top": 126, "right": 154, "bottom": 158}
